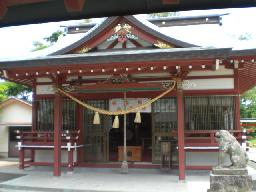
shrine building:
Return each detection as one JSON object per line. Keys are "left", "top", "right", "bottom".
{"left": 0, "top": 15, "right": 256, "bottom": 180}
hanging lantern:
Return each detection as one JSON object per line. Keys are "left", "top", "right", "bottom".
{"left": 93, "top": 112, "right": 100, "bottom": 125}
{"left": 112, "top": 115, "right": 119, "bottom": 128}
{"left": 134, "top": 111, "right": 141, "bottom": 123}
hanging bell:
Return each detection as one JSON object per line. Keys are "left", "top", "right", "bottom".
{"left": 134, "top": 111, "right": 141, "bottom": 123}
{"left": 93, "top": 112, "right": 100, "bottom": 125}
{"left": 112, "top": 115, "right": 119, "bottom": 128}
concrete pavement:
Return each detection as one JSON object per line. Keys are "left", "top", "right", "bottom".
{"left": 0, "top": 158, "right": 255, "bottom": 192}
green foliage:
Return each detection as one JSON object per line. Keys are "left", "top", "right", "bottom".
{"left": 148, "top": 12, "right": 179, "bottom": 18}
{"left": 0, "top": 83, "right": 8, "bottom": 102}
{"left": 32, "top": 41, "right": 48, "bottom": 51}
{"left": 43, "top": 30, "right": 64, "bottom": 44}
{"left": 248, "top": 134, "right": 256, "bottom": 148}
{"left": 32, "top": 30, "right": 65, "bottom": 51}
{"left": 240, "top": 87, "right": 256, "bottom": 118}
{"left": 0, "top": 81, "right": 31, "bottom": 101}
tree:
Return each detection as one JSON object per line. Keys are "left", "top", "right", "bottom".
{"left": 0, "top": 82, "right": 31, "bottom": 102}
{"left": 32, "top": 30, "right": 65, "bottom": 51}
{"left": 44, "top": 30, "right": 64, "bottom": 44}
{"left": 240, "top": 87, "right": 256, "bottom": 118}
{"left": 0, "top": 83, "right": 8, "bottom": 102}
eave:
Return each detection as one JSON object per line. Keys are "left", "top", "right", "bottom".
{"left": 0, "top": 47, "right": 232, "bottom": 69}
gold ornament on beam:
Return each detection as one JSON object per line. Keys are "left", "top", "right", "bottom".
{"left": 76, "top": 47, "right": 91, "bottom": 54}
{"left": 93, "top": 112, "right": 100, "bottom": 125}
{"left": 154, "top": 40, "right": 173, "bottom": 49}
{"left": 115, "top": 23, "right": 132, "bottom": 33}
{"left": 134, "top": 111, "right": 141, "bottom": 123}
{"left": 112, "top": 115, "right": 119, "bottom": 128}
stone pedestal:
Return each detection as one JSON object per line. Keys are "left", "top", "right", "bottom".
{"left": 208, "top": 168, "right": 253, "bottom": 192}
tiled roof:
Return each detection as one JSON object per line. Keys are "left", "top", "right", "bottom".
{"left": 0, "top": 47, "right": 233, "bottom": 68}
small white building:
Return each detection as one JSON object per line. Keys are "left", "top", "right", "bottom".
{"left": 0, "top": 98, "right": 32, "bottom": 158}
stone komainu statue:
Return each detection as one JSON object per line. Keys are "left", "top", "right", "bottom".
{"left": 215, "top": 130, "right": 248, "bottom": 169}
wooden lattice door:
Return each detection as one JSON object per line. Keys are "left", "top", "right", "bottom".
{"left": 83, "top": 100, "right": 110, "bottom": 162}
{"left": 152, "top": 98, "right": 177, "bottom": 163}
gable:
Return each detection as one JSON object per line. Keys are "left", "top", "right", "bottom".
{"left": 0, "top": 99, "right": 32, "bottom": 124}
{"left": 50, "top": 15, "right": 197, "bottom": 56}
{"left": 0, "top": 98, "right": 31, "bottom": 109}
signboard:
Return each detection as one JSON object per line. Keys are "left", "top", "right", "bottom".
{"left": 109, "top": 98, "right": 151, "bottom": 113}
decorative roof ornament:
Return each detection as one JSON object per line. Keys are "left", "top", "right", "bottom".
{"left": 161, "top": 81, "right": 175, "bottom": 90}
{"left": 154, "top": 40, "right": 173, "bottom": 48}
{"left": 115, "top": 23, "right": 132, "bottom": 33}
{"left": 107, "top": 23, "right": 138, "bottom": 43}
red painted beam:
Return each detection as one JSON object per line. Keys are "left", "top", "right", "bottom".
{"left": 122, "top": 41, "right": 127, "bottom": 48}
{"left": 64, "top": 0, "right": 85, "bottom": 13}
{"left": 78, "top": 82, "right": 164, "bottom": 91}
{"left": 107, "top": 39, "right": 118, "bottom": 49}
{"left": 8, "top": 58, "right": 218, "bottom": 76}
{"left": 130, "top": 27, "right": 157, "bottom": 45}
{"left": 129, "top": 39, "right": 143, "bottom": 47}
{"left": 34, "top": 90, "right": 177, "bottom": 100}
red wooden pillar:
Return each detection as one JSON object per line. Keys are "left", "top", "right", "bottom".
{"left": 54, "top": 89, "right": 62, "bottom": 176}
{"left": 234, "top": 69, "right": 241, "bottom": 130}
{"left": 76, "top": 103, "right": 84, "bottom": 163}
{"left": 19, "top": 149, "right": 25, "bottom": 169}
{"left": 31, "top": 86, "right": 37, "bottom": 162}
{"left": 177, "top": 78, "right": 185, "bottom": 180}
{"left": 235, "top": 95, "right": 241, "bottom": 130}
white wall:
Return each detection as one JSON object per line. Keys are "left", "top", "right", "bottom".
{"left": 183, "top": 78, "right": 234, "bottom": 90}
{"left": 35, "top": 150, "right": 77, "bottom": 163}
{"left": 184, "top": 66, "right": 234, "bottom": 90}
{"left": 185, "top": 152, "right": 231, "bottom": 166}
{"left": 36, "top": 85, "right": 55, "bottom": 95}
{"left": 0, "top": 125, "right": 8, "bottom": 156}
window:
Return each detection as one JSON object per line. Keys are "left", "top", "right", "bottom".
{"left": 184, "top": 96, "right": 236, "bottom": 130}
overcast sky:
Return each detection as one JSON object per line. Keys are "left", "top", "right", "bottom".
{"left": 0, "top": 7, "right": 255, "bottom": 60}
